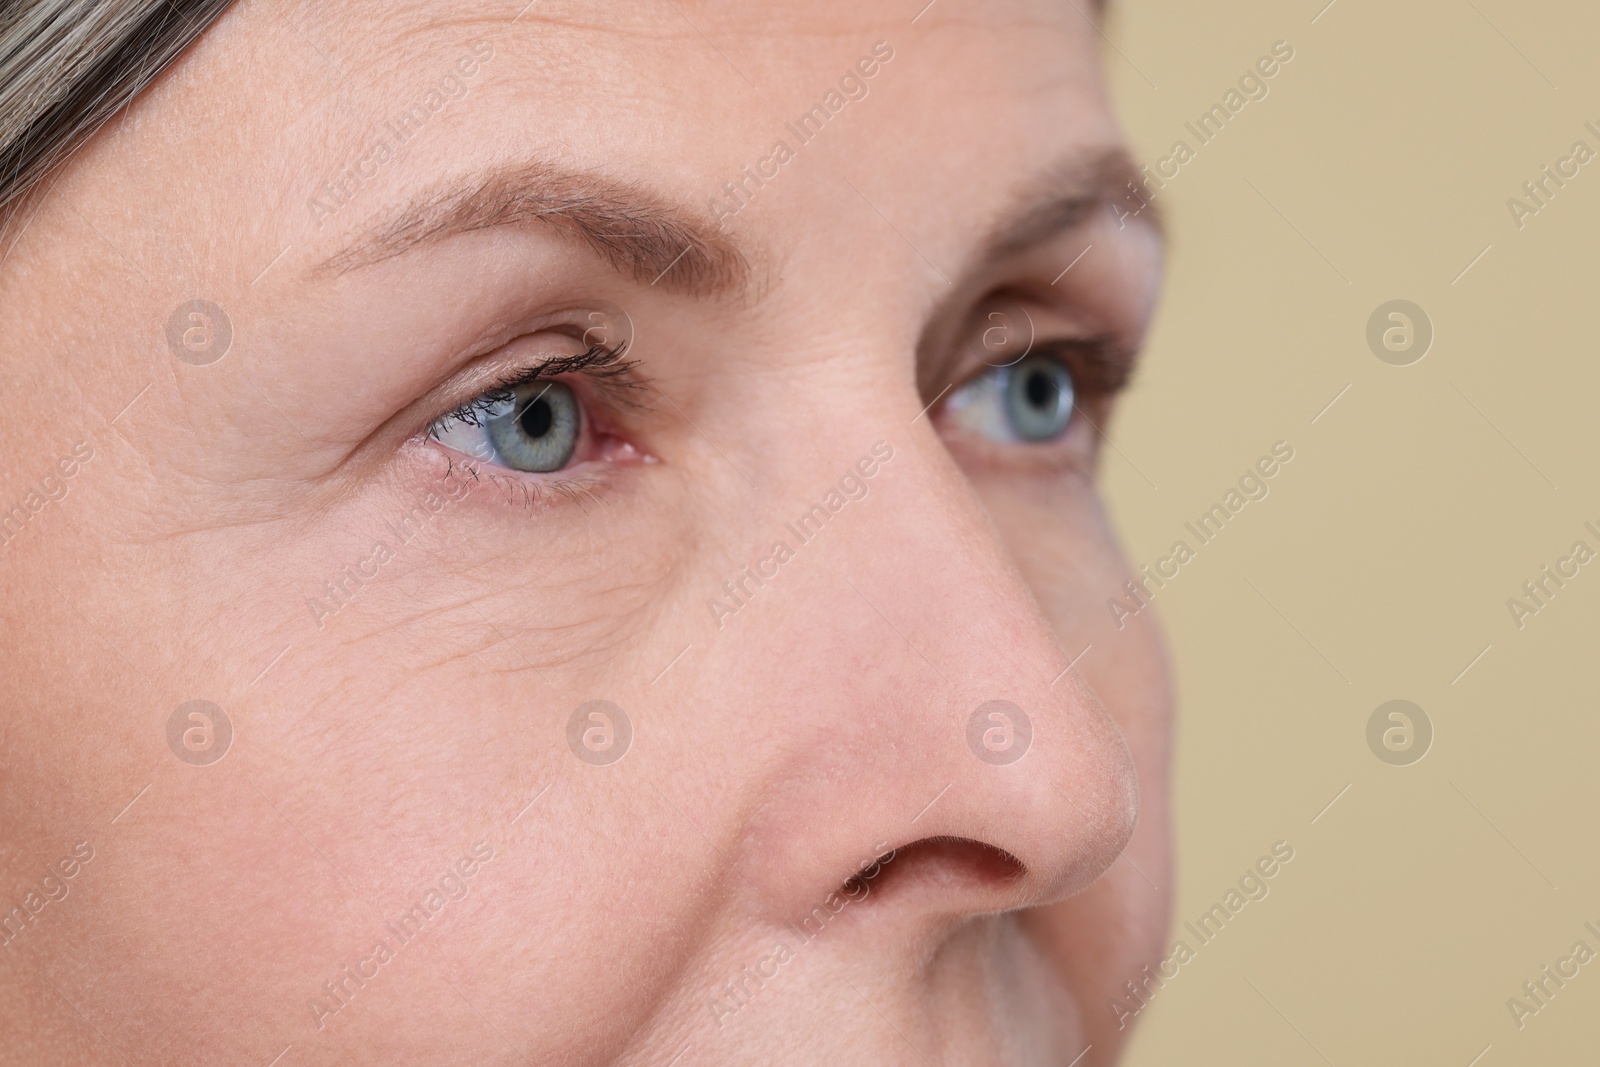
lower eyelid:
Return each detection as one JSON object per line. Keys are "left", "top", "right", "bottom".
{"left": 428, "top": 444, "right": 616, "bottom": 512}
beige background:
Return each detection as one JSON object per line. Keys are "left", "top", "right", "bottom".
{"left": 1101, "top": 1, "right": 1600, "bottom": 1064}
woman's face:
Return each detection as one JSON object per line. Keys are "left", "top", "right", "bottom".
{"left": 0, "top": 0, "right": 1169, "bottom": 1062}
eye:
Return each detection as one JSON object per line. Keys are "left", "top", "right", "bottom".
{"left": 431, "top": 379, "right": 583, "bottom": 473}
{"left": 945, "top": 354, "right": 1076, "bottom": 443}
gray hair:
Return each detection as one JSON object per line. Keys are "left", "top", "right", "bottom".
{"left": 0, "top": 0, "right": 235, "bottom": 215}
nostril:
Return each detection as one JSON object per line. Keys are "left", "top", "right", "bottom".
{"left": 842, "top": 836, "right": 1027, "bottom": 903}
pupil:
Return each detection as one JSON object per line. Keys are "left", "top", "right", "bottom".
{"left": 1025, "top": 370, "right": 1055, "bottom": 409}
{"left": 520, "top": 398, "right": 553, "bottom": 438}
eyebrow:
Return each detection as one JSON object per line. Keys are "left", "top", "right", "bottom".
{"left": 316, "top": 159, "right": 752, "bottom": 298}
{"left": 319, "top": 146, "right": 1157, "bottom": 297}
{"left": 980, "top": 145, "right": 1163, "bottom": 264}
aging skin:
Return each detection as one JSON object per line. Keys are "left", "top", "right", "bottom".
{"left": 0, "top": 1, "right": 1170, "bottom": 1064}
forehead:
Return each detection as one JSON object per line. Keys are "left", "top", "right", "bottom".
{"left": 236, "top": 0, "right": 1117, "bottom": 269}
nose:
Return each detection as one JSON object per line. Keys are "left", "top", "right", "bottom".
{"left": 731, "top": 426, "right": 1139, "bottom": 933}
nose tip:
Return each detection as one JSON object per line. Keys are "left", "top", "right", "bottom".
{"left": 925, "top": 675, "right": 1141, "bottom": 912}
{"left": 1012, "top": 676, "right": 1142, "bottom": 902}
{"left": 738, "top": 664, "right": 1140, "bottom": 931}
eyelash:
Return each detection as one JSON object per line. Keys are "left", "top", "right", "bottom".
{"left": 430, "top": 340, "right": 645, "bottom": 432}
{"left": 1025, "top": 335, "right": 1133, "bottom": 397}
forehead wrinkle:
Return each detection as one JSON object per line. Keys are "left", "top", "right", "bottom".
{"left": 313, "top": 157, "right": 753, "bottom": 299}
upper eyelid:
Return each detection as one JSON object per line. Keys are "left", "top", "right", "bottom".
{"left": 1024, "top": 336, "right": 1136, "bottom": 395}
{"left": 492, "top": 341, "right": 649, "bottom": 397}
{"left": 431, "top": 341, "right": 654, "bottom": 433}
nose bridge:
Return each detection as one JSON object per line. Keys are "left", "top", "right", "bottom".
{"left": 735, "top": 426, "right": 1138, "bottom": 928}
